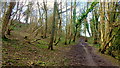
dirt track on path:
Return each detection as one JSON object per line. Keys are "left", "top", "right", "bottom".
{"left": 66, "top": 39, "right": 120, "bottom": 66}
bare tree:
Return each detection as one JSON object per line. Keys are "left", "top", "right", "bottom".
{"left": 55, "top": 1, "right": 62, "bottom": 45}
{"left": 48, "top": 0, "right": 57, "bottom": 50}
{"left": 2, "top": 2, "right": 16, "bottom": 39}
{"left": 64, "top": 0, "right": 68, "bottom": 45}
{"left": 68, "top": 0, "right": 73, "bottom": 44}
{"left": 72, "top": 0, "right": 77, "bottom": 42}
{"left": 43, "top": 0, "right": 48, "bottom": 38}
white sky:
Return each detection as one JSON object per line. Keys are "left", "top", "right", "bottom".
{"left": 1, "top": 0, "right": 119, "bottom": 2}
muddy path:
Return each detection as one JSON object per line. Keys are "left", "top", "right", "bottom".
{"left": 66, "top": 38, "right": 120, "bottom": 66}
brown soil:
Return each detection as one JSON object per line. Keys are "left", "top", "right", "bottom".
{"left": 66, "top": 38, "right": 120, "bottom": 66}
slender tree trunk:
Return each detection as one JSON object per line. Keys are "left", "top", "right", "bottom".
{"left": 73, "top": 0, "right": 77, "bottom": 42}
{"left": 2, "top": 2, "right": 16, "bottom": 39}
{"left": 48, "top": 0, "right": 57, "bottom": 50}
{"left": 65, "top": 0, "right": 68, "bottom": 45}
{"left": 43, "top": 0, "right": 48, "bottom": 38}
{"left": 99, "top": 2, "right": 106, "bottom": 53}
{"left": 69, "top": 0, "right": 73, "bottom": 44}
{"left": 37, "top": 2, "right": 44, "bottom": 38}
{"left": 100, "top": 1, "right": 113, "bottom": 53}
{"left": 55, "top": 1, "right": 62, "bottom": 45}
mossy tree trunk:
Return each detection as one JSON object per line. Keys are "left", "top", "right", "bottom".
{"left": 2, "top": 2, "right": 16, "bottom": 39}
{"left": 55, "top": 0, "right": 62, "bottom": 45}
{"left": 48, "top": 0, "right": 57, "bottom": 50}
{"left": 69, "top": 0, "right": 73, "bottom": 44}
{"left": 72, "top": 0, "right": 77, "bottom": 42}
{"left": 43, "top": 0, "right": 48, "bottom": 38}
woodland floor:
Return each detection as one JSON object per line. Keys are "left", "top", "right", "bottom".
{"left": 1, "top": 30, "right": 120, "bottom": 67}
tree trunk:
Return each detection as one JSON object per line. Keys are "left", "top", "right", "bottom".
{"left": 2, "top": 2, "right": 16, "bottom": 39}
{"left": 65, "top": 0, "right": 68, "bottom": 45}
{"left": 55, "top": 1, "right": 62, "bottom": 45}
{"left": 72, "top": 0, "right": 77, "bottom": 42}
{"left": 48, "top": 0, "right": 57, "bottom": 50}
{"left": 37, "top": 2, "right": 44, "bottom": 37}
{"left": 69, "top": 0, "right": 73, "bottom": 44}
{"left": 99, "top": 2, "right": 105, "bottom": 53}
{"left": 43, "top": 0, "right": 48, "bottom": 38}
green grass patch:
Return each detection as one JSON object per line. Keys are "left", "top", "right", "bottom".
{"left": 46, "top": 62, "right": 58, "bottom": 66}
{"left": 35, "top": 40, "right": 48, "bottom": 48}
{"left": 64, "top": 58, "right": 70, "bottom": 63}
{"left": 2, "top": 48, "right": 8, "bottom": 51}
{"left": 36, "top": 44, "right": 48, "bottom": 49}
{"left": 2, "top": 38, "right": 11, "bottom": 41}
{"left": 15, "top": 63, "right": 26, "bottom": 66}
{"left": 6, "top": 59, "right": 17, "bottom": 64}
{"left": 37, "top": 40, "right": 48, "bottom": 45}
{"left": 11, "top": 44, "right": 23, "bottom": 49}
{"left": 36, "top": 60, "right": 46, "bottom": 66}
{"left": 0, "top": 38, "right": 2, "bottom": 41}
{"left": 93, "top": 44, "right": 101, "bottom": 48}
{"left": 87, "top": 37, "right": 94, "bottom": 44}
